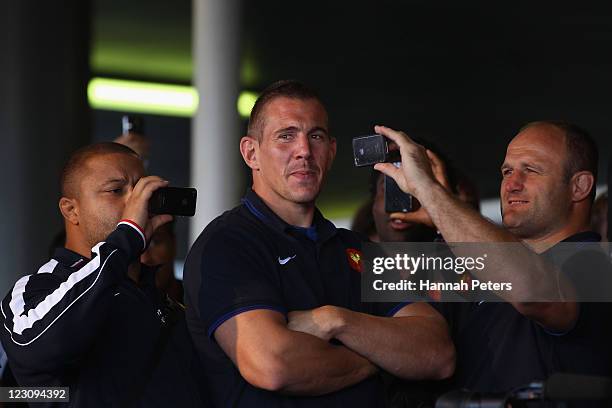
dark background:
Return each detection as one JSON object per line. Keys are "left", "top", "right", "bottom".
{"left": 1, "top": 0, "right": 610, "bottom": 292}
{"left": 93, "top": 0, "right": 612, "bottom": 205}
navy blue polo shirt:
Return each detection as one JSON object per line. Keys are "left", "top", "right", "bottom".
{"left": 184, "top": 189, "right": 404, "bottom": 407}
{"left": 433, "top": 231, "right": 612, "bottom": 400}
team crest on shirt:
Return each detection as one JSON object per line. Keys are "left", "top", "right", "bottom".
{"left": 346, "top": 248, "right": 363, "bottom": 273}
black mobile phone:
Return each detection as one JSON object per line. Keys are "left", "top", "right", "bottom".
{"left": 384, "top": 164, "right": 412, "bottom": 212}
{"left": 148, "top": 187, "right": 197, "bottom": 216}
{"left": 352, "top": 134, "right": 389, "bottom": 167}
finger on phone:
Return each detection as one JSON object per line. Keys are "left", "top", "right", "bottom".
{"left": 374, "top": 125, "right": 415, "bottom": 146}
{"left": 391, "top": 211, "right": 423, "bottom": 223}
{"left": 374, "top": 162, "right": 401, "bottom": 180}
{"left": 390, "top": 209, "right": 434, "bottom": 227}
{"left": 140, "top": 179, "right": 169, "bottom": 199}
{"left": 134, "top": 176, "right": 166, "bottom": 192}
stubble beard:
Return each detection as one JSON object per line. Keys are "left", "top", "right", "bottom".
{"left": 84, "top": 217, "right": 118, "bottom": 251}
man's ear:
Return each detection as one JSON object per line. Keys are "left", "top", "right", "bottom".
{"left": 59, "top": 197, "right": 79, "bottom": 225}
{"left": 570, "top": 171, "right": 595, "bottom": 202}
{"left": 240, "top": 136, "right": 260, "bottom": 171}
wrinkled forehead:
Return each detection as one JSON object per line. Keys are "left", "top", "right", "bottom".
{"left": 261, "top": 97, "right": 328, "bottom": 134}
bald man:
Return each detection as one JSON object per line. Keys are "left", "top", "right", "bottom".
{"left": 0, "top": 142, "right": 207, "bottom": 407}
{"left": 378, "top": 121, "right": 612, "bottom": 402}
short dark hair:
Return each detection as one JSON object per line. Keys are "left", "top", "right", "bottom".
{"left": 247, "top": 80, "right": 325, "bottom": 139}
{"left": 60, "top": 142, "right": 139, "bottom": 198}
{"left": 520, "top": 120, "right": 598, "bottom": 201}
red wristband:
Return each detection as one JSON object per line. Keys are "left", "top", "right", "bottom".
{"left": 117, "top": 219, "right": 146, "bottom": 250}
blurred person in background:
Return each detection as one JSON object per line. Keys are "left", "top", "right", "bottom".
{"left": 115, "top": 115, "right": 151, "bottom": 166}
{"left": 590, "top": 191, "right": 608, "bottom": 241}
{"left": 364, "top": 146, "right": 476, "bottom": 408}
{"left": 454, "top": 169, "right": 480, "bottom": 212}
{"left": 140, "top": 221, "right": 183, "bottom": 302}
{"left": 369, "top": 141, "right": 457, "bottom": 244}
{"left": 114, "top": 118, "right": 183, "bottom": 302}
{"left": 351, "top": 149, "right": 478, "bottom": 247}
{"left": 350, "top": 198, "right": 379, "bottom": 241}
{"left": 361, "top": 137, "right": 477, "bottom": 245}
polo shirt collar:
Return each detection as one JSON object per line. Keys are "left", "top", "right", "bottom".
{"left": 539, "top": 231, "right": 601, "bottom": 259}
{"left": 560, "top": 231, "right": 601, "bottom": 243}
{"left": 241, "top": 188, "right": 337, "bottom": 242}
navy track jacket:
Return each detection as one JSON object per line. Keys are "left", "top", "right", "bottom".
{"left": 1, "top": 223, "right": 208, "bottom": 407}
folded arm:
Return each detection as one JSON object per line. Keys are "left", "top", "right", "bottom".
{"left": 288, "top": 302, "right": 455, "bottom": 380}
{"left": 214, "top": 309, "right": 378, "bottom": 396}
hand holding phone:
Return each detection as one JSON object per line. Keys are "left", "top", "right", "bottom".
{"left": 148, "top": 187, "right": 197, "bottom": 217}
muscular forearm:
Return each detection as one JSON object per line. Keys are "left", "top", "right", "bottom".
{"left": 270, "top": 331, "right": 378, "bottom": 395}
{"left": 419, "top": 183, "right": 577, "bottom": 330}
{"left": 420, "top": 183, "right": 515, "bottom": 243}
{"left": 217, "top": 309, "right": 377, "bottom": 396}
{"left": 329, "top": 307, "right": 454, "bottom": 380}
{"left": 419, "top": 184, "right": 539, "bottom": 295}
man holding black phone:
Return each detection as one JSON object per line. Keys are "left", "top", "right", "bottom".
{"left": 0, "top": 142, "right": 207, "bottom": 406}
{"left": 184, "top": 80, "right": 454, "bottom": 407}
{"left": 114, "top": 116, "right": 195, "bottom": 302}
{"left": 375, "top": 122, "right": 612, "bottom": 403}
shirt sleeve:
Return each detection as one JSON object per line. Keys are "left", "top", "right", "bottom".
{"left": 0, "top": 223, "right": 144, "bottom": 376}
{"left": 187, "top": 225, "right": 286, "bottom": 338}
{"left": 378, "top": 301, "right": 413, "bottom": 317}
